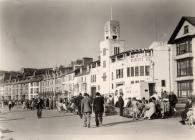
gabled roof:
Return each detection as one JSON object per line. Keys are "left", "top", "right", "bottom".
{"left": 168, "top": 16, "right": 195, "bottom": 44}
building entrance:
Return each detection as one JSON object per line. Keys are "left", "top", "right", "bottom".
{"left": 91, "top": 87, "right": 96, "bottom": 98}
{"left": 148, "top": 83, "right": 155, "bottom": 96}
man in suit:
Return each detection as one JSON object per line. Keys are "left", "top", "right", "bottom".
{"left": 76, "top": 93, "right": 83, "bottom": 119}
{"left": 118, "top": 92, "right": 124, "bottom": 116}
{"left": 169, "top": 92, "right": 178, "bottom": 116}
{"left": 81, "top": 93, "right": 92, "bottom": 128}
{"left": 36, "top": 96, "right": 44, "bottom": 119}
{"left": 93, "top": 92, "right": 104, "bottom": 127}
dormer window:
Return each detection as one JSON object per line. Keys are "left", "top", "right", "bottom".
{"left": 184, "top": 25, "right": 189, "bottom": 34}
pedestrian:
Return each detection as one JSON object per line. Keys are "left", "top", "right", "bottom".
{"left": 76, "top": 93, "right": 83, "bottom": 119}
{"left": 168, "top": 92, "right": 178, "bottom": 116}
{"left": 93, "top": 92, "right": 104, "bottom": 127}
{"left": 81, "top": 93, "right": 92, "bottom": 128}
{"left": 117, "top": 92, "right": 124, "bottom": 116}
{"left": 36, "top": 96, "right": 44, "bottom": 119}
{"left": 132, "top": 97, "right": 139, "bottom": 120}
{"left": 8, "top": 99, "right": 12, "bottom": 111}
{"left": 143, "top": 98, "right": 156, "bottom": 120}
{"left": 49, "top": 97, "right": 52, "bottom": 109}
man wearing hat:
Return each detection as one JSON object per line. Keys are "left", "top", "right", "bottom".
{"left": 76, "top": 93, "right": 83, "bottom": 119}
{"left": 36, "top": 95, "right": 44, "bottom": 119}
{"left": 117, "top": 92, "right": 124, "bottom": 116}
{"left": 93, "top": 92, "right": 104, "bottom": 127}
{"left": 81, "top": 93, "right": 92, "bottom": 128}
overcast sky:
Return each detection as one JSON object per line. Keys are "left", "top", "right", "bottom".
{"left": 0, "top": 0, "right": 195, "bottom": 71}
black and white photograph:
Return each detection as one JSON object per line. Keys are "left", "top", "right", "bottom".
{"left": 0, "top": 0, "right": 195, "bottom": 140}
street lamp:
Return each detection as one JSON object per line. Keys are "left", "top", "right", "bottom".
{"left": 53, "top": 67, "right": 56, "bottom": 109}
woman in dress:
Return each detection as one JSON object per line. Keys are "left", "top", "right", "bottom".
{"left": 144, "top": 98, "right": 156, "bottom": 120}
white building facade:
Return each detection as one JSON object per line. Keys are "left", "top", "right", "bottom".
{"left": 168, "top": 16, "right": 195, "bottom": 99}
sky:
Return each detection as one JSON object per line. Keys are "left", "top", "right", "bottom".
{"left": 0, "top": 0, "right": 195, "bottom": 71}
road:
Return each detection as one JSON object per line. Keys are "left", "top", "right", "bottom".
{"left": 0, "top": 107, "right": 195, "bottom": 140}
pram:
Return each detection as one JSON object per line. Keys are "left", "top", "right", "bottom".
{"left": 186, "top": 106, "right": 195, "bottom": 128}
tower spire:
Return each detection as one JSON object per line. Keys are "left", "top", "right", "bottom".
{"left": 110, "top": 5, "right": 113, "bottom": 20}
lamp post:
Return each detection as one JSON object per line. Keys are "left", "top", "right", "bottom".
{"left": 53, "top": 67, "right": 56, "bottom": 109}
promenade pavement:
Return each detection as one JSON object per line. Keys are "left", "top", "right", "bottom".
{"left": 0, "top": 106, "right": 195, "bottom": 140}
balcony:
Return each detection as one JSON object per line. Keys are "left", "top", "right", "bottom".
{"left": 175, "top": 76, "right": 193, "bottom": 81}
{"left": 174, "top": 52, "right": 193, "bottom": 60}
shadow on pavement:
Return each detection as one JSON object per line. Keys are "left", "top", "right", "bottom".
{"left": 42, "top": 114, "right": 74, "bottom": 119}
{"left": 1, "top": 129, "right": 14, "bottom": 134}
{"left": 0, "top": 117, "right": 25, "bottom": 121}
{"left": 102, "top": 119, "right": 144, "bottom": 127}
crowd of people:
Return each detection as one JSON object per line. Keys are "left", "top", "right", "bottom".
{"left": 1, "top": 90, "right": 195, "bottom": 127}
{"left": 114, "top": 91, "right": 178, "bottom": 120}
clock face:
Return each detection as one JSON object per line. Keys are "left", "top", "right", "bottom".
{"left": 113, "top": 26, "right": 119, "bottom": 34}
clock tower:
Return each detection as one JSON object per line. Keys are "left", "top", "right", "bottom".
{"left": 99, "top": 18, "right": 125, "bottom": 94}
{"left": 104, "top": 20, "right": 120, "bottom": 40}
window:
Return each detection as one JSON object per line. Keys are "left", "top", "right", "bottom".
{"left": 113, "top": 36, "right": 117, "bottom": 39}
{"left": 161, "top": 80, "right": 166, "bottom": 87}
{"left": 176, "top": 40, "right": 192, "bottom": 55}
{"left": 103, "top": 73, "right": 107, "bottom": 81}
{"left": 81, "top": 77, "right": 83, "bottom": 82}
{"left": 131, "top": 67, "right": 134, "bottom": 77}
{"left": 103, "top": 61, "right": 106, "bottom": 68}
{"left": 30, "top": 88, "right": 33, "bottom": 94}
{"left": 140, "top": 66, "right": 144, "bottom": 76}
{"left": 135, "top": 66, "right": 139, "bottom": 76}
{"left": 131, "top": 81, "right": 134, "bottom": 84}
{"left": 112, "top": 83, "right": 114, "bottom": 89}
{"left": 135, "top": 80, "right": 139, "bottom": 83}
{"left": 91, "top": 75, "right": 96, "bottom": 83}
{"left": 114, "top": 47, "right": 120, "bottom": 55}
{"left": 103, "top": 48, "right": 106, "bottom": 56}
{"left": 145, "top": 66, "right": 150, "bottom": 76}
{"left": 127, "top": 67, "right": 130, "bottom": 77}
{"left": 116, "top": 69, "right": 123, "bottom": 79}
{"left": 184, "top": 25, "right": 189, "bottom": 34}
{"left": 177, "top": 80, "right": 193, "bottom": 97}
{"left": 177, "top": 58, "right": 193, "bottom": 77}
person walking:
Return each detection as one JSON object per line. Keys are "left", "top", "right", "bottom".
{"left": 36, "top": 96, "right": 44, "bottom": 119}
{"left": 76, "top": 93, "right": 83, "bottom": 119}
{"left": 81, "top": 93, "right": 92, "bottom": 128}
{"left": 169, "top": 92, "right": 178, "bottom": 116}
{"left": 93, "top": 92, "right": 104, "bottom": 127}
{"left": 117, "top": 93, "right": 124, "bottom": 116}
{"left": 8, "top": 99, "right": 12, "bottom": 111}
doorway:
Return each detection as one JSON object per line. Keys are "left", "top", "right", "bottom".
{"left": 148, "top": 83, "right": 155, "bottom": 96}
{"left": 91, "top": 87, "right": 96, "bottom": 99}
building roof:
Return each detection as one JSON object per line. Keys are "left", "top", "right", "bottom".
{"left": 110, "top": 48, "right": 153, "bottom": 58}
{"left": 168, "top": 16, "right": 195, "bottom": 44}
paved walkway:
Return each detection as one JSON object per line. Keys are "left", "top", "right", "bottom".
{"left": 0, "top": 107, "right": 195, "bottom": 140}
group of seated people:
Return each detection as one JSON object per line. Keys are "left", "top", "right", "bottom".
{"left": 124, "top": 95, "right": 171, "bottom": 120}
{"left": 180, "top": 97, "right": 195, "bottom": 125}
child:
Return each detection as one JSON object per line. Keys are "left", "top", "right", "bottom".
{"left": 132, "top": 97, "right": 138, "bottom": 120}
